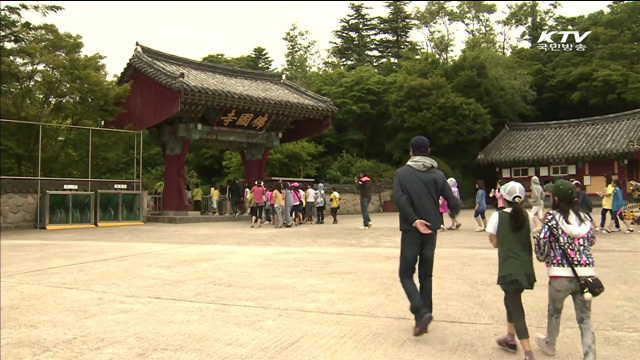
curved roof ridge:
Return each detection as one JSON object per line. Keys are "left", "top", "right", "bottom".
{"left": 506, "top": 108, "right": 640, "bottom": 129}
{"left": 137, "top": 44, "right": 283, "bottom": 82}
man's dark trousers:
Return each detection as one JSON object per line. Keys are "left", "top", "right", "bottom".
{"left": 231, "top": 196, "right": 239, "bottom": 214}
{"left": 399, "top": 230, "right": 437, "bottom": 321}
{"left": 360, "top": 197, "right": 371, "bottom": 226}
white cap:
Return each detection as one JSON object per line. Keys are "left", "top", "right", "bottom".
{"left": 500, "top": 181, "right": 526, "bottom": 204}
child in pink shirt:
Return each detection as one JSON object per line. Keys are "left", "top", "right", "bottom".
{"left": 439, "top": 196, "right": 449, "bottom": 231}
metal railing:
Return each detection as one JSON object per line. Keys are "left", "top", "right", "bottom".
{"left": 147, "top": 195, "right": 163, "bottom": 215}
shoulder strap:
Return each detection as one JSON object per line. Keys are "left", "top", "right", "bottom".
{"left": 548, "top": 213, "right": 581, "bottom": 280}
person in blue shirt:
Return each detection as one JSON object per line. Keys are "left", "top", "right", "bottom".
{"left": 475, "top": 180, "right": 488, "bottom": 231}
{"left": 609, "top": 179, "right": 634, "bottom": 233}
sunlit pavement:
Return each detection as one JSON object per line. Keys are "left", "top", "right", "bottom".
{"left": 2, "top": 209, "right": 639, "bottom": 360}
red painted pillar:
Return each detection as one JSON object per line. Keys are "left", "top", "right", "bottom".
{"left": 243, "top": 147, "right": 270, "bottom": 185}
{"left": 618, "top": 160, "right": 628, "bottom": 198}
{"left": 162, "top": 140, "right": 193, "bottom": 212}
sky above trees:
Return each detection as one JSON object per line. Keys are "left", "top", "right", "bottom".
{"left": 4, "top": 1, "right": 611, "bottom": 78}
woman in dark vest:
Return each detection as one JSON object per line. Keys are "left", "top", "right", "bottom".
{"left": 486, "top": 181, "right": 537, "bottom": 360}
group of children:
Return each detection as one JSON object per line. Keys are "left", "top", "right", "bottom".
{"left": 244, "top": 181, "right": 342, "bottom": 228}
{"left": 472, "top": 175, "right": 634, "bottom": 235}
{"left": 485, "top": 179, "right": 598, "bottom": 360}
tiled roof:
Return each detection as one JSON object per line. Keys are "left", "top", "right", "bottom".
{"left": 118, "top": 44, "right": 338, "bottom": 119}
{"left": 477, "top": 109, "right": 640, "bottom": 165}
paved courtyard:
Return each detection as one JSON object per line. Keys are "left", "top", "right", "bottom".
{"left": 1, "top": 210, "right": 639, "bottom": 360}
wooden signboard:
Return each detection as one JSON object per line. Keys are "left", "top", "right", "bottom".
{"left": 214, "top": 108, "right": 272, "bottom": 132}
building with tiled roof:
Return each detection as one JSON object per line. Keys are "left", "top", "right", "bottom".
{"left": 477, "top": 109, "right": 640, "bottom": 196}
{"left": 110, "top": 44, "right": 338, "bottom": 212}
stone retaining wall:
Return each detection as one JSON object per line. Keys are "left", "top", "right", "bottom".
{"left": 0, "top": 192, "right": 149, "bottom": 230}
{"left": 1, "top": 193, "right": 39, "bottom": 229}
{"left": 329, "top": 188, "right": 393, "bottom": 215}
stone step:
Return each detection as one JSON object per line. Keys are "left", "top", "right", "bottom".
{"left": 146, "top": 214, "right": 251, "bottom": 224}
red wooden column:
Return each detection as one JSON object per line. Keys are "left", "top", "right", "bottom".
{"left": 618, "top": 160, "right": 629, "bottom": 198}
{"left": 242, "top": 147, "right": 270, "bottom": 186}
{"left": 162, "top": 140, "right": 193, "bottom": 212}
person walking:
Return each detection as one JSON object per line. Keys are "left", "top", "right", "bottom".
{"left": 447, "top": 177, "right": 462, "bottom": 230}
{"left": 210, "top": 185, "right": 220, "bottom": 214}
{"left": 534, "top": 180, "right": 597, "bottom": 360}
{"left": 192, "top": 184, "right": 203, "bottom": 214}
{"left": 305, "top": 184, "right": 317, "bottom": 224}
{"left": 273, "top": 183, "right": 285, "bottom": 228}
{"left": 595, "top": 175, "right": 616, "bottom": 232}
{"left": 250, "top": 180, "right": 266, "bottom": 228}
{"left": 438, "top": 197, "right": 448, "bottom": 231}
{"left": 264, "top": 186, "right": 273, "bottom": 224}
{"left": 486, "top": 181, "right": 537, "bottom": 360}
{"left": 530, "top": 176, "right": 546, "bottom": 226}
{"left": 291, "top": 183, "right": 303, "bottom": 226}
{"left": 393, "top": 135, "right": 460, "bottom": 337}
{"left": 609, "top": 179, "right": 633, "bottom": 233}
{"left": 490, "top": 180, "right": 505, "bottom": 210}
{"left": 330, "top": 187, "right": 340, "bottom": 224}
{"left": 283, "top": 182, "right": 294, "bottom": 228}
{"left": 315, "top": 183, "right": 326, "bottom": 224}
{"left": 355, "top": 171, "right": 374, "bottom": 229}
{"left": 572, "top": 181, "right": 593, "bottom": 215}
{"left": 185, "top": 184, "right": 192, "bottom": 205}
{"left": 228, "top": 179, "right": 241, "bottom": 218}
{"left": 475, "top": 180, "right": 488, "bottom": 232}
{"left": 244, "top": 184, "right": 251, "bottom": 216}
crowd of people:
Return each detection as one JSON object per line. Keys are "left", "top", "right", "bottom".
{"left": 197, "top": 179, "right": 343, "bottom": 228}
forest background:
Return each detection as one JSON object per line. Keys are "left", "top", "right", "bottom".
{"left": 1, "top": 1, "right": 638, "bottom": 200}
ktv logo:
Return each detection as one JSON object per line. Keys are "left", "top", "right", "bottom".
{"left": 536, "top": 30, "right": 591, "bottom": 52}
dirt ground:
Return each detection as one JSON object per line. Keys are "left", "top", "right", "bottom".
{"left": 1, "top": 209, "right": 639, "bottom": 360}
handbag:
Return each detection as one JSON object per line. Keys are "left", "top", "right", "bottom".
{"left": 549, "top": 214, "right": 604, "bottom": 299}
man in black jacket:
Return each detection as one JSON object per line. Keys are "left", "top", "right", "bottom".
{"left": 393, "top": 135, "right": 460, "bottom": 337}
{"left": 227, "top": 178, "right": 241, "bottom": 218}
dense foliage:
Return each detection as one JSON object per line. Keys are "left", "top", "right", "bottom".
{"left": 2, "top": 1, "right": 638, "bottom": 200}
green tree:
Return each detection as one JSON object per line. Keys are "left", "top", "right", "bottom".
{"left": 1, "top": 4, "right": 130, "bottom": 177}
{"left": 506, "top": 1, "right": 562, "bottom": 48}
{"left": 222, "top": 140, "right": 324, "bottom": 181}
{"left": 250, "top": 46, "right": 274, "bottom": 71}
{"left": 453, "top": 1, "right": 498, "bottom": 51}
{"left": 201, "top": 46, "right": 275, "bottom": 71}
{"left": 414, "top": 1, "right": 456, "bottom": 62}
{"left": 325, "top": 152, "right": 397, "bottom": 184}
{"left": 282, "top": 23, "right": 318, "bottom": 86}
{"left": 330, "top": 2, "right": 378, "bottom": 70}
{"left": 385, "top": 74, "right": 492, "bottom": 163}
{"left": 308, "top": 66, "right": 393, "bottom": 162}
{"left": 443, "top": 48, "right": 536, "bottom": 128}
{"left": 511, "top": 1, "right": 640, "bottom": 120}
{"left": 376, "top": 1, "right": 420, "bottom": 70}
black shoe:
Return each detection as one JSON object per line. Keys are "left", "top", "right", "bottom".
{"left": 413, "top": 313, "right": 433, "bottom": 337}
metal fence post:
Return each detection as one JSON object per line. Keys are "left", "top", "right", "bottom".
{"left": 36, "top": 124, "right": 42, "bottom": 229}
{"left": 88, "top": 129, "right": 92, "bottom": 192}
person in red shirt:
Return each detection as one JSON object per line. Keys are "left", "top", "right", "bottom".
{"left": 250, "top": 180, "right": 266, "bottom": 228}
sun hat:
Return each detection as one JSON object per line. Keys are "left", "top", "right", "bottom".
{"left": 500, "top": 181, "right": 526, "bottom": 204}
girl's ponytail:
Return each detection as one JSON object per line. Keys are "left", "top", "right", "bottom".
{"left": 506, "top": 198, "right": 527, "bottom": 232}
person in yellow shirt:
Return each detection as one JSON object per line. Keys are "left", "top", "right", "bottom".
{"left": 596, "top": 174, "right": 614, "bottom": 232}
{"left": 211, "top": 186, "right": 220, "bottom": 214}
{"left": 330, "top": 187, "right": 340, "bottom": 224}
{"left": 273, "top": 183, "right": 285, "bottom": 228}
{"left": 192, "top": 183, "right": 204, "bottom": 214}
